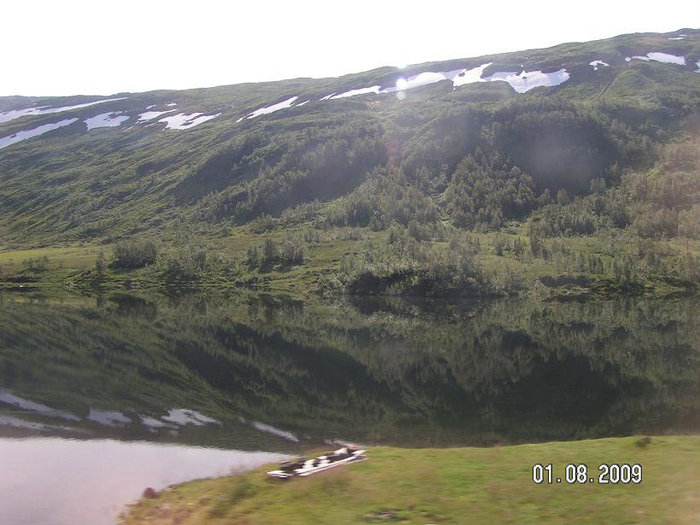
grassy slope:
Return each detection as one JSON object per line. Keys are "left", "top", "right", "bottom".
{"left": 2, "top": 222, "right": 698, "bottom": 298}
{"left": 122, "top": 436, "right": 700, "bottom": 525}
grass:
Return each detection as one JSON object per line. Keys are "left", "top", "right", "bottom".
{"left": 122, "top": 435, "right": 700, "bottom": 525}
{"left": 2, "top": 225, "right": 698, "bottom": 299}
{"left": 0, "top": 244, "right": 102, "bottom": 271}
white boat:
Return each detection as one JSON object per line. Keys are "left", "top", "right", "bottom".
{"left": 266, "top": 446, "right": 366, "bottom": 479}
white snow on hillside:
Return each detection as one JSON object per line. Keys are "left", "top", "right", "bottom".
{"left": 589, "top": 60, "right": 610, "bottom": 71}
{"left": 139, "top": 416, "right": 176, "bottom": 430}
{"left": 251, "top": 421, "right": 299, "bottom": 442}
{"left": 484, "top": 69, "right": 570, "bottom": 93}
{"left": 452, "top": 63, "right": 492, "bottom": 87}
{"left": 87, "top": 409, "right": 132, "bottom": 426}
{"left": 138, "top": 109, "right": 176, "bottom": 122}
{"left": 385, "top": 64, "right": 569, "bottom": 94}
{"left": 162, "top": 409, "right": 220, "bottom": 426}
{"left": 0, "top": 118, "right": 78, "bottom": 150}
{"left": 159, "top": 112, "right": 221, "bottom": 130}
{"left": 397, "top": 71, "right": 448, "bottom": 90}
{"left": 647, "top": 52, "right": 686, "bottom": 65}
{"left": 0, "top": 97, "right": 127, "bottom": 125}
{"left": 696, "top": 60, "right": 700, "bottom": 73}
{"left": 627, "top": 52, "right": 686, "bottom": 65}
{"left": 319, "top": 93, "right": 336, "bottom": 101}
{"left": 0, "top": 391, "right": 81, "bottom": 421}
{"left": 668, "top": 35, "right": 686, "bottom": 40}
{"left": 85, "top": 112, "right": 129, "bottom": 130}
{"left": 331, "top": 85, "right": 381, "bottom": 99}
{"left": 0, "top": 414, "right": 67, "bottom": 431}
{"left": 443, "top": 68, "right": 471, "bottom": 81}
{"left": 240, "top": 96, "right": 298, "bottom": 121}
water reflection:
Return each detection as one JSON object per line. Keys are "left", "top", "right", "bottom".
{"left": 1, "top": 293, "right": 699, "bottom": 447}
{"left": 0, "top": 437, "right": 287, "bottom": 525}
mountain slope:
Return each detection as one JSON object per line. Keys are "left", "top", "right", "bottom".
{"left": 1, "top": 29, "right": 698, "bottom": 248}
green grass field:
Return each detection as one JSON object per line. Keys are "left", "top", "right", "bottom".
{"left": 122, "top": 435, "right": 700, "bottom": 525}
{"left": 0, "top": 244, "right": 102, "bottom": 270}
{"left": 2, "top": 222, "right": 698, "bottom": 298}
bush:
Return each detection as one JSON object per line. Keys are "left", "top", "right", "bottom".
{"left": 281, "top": 238, "right": 305, "bottom": 265}
{"left": 113, "top": 239, "right": 158, "bottom": 268}
{"left": 247, "top": 236, "right": 306, "bottom": 270}
{"left": 162, "top": 254, "right": 197, "bottom": 284}
{"left": 22, "top": 256, "right": 50, "bottom": 271}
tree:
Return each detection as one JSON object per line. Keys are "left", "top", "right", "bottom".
{"left": 95, "top": 250, "right": 106, "bottom": 279}
{"left": 262, "top": 239, "right": 278, "bottom": 263}
{"left": 556, "top": 189, "right": 570, "bottom": 206}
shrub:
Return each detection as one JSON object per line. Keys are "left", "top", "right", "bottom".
{"left": 113, "top": 239, "right": 158, "bottom": 268}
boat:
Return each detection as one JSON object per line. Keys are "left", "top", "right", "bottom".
{"left": 266, "top": 445, "right": 366, "bottom": 479}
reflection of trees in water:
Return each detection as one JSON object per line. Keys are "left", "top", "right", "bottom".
{"left": 0, "top": 294, "right": 698, "bottom": 446}
{"left": 231, "top": 296, "right": 700, "bottom": 443}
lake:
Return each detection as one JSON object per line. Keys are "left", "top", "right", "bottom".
{"left": 0, "top": 438, "right": 287, "bottom": 525}
{"left": 1, "top": 292, "right": 699, "bottom": 523}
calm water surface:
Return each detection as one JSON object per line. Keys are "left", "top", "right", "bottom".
{"left": 0, "top": 438, "right": 287, "bottom": 525}
{"left": 1, "top": 292, "right": 699, "bottom": 523}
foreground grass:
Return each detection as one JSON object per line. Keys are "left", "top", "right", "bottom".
{"left": 122, "top": 436, "right": 700, "bottom": 525}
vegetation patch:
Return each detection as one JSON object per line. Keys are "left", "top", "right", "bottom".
{"left": 122, "top": 436, "right": 700, "bottom": 525}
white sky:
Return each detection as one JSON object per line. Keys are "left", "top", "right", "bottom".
{"left": 1, "top": 0, "right": 697, "bottom": 97}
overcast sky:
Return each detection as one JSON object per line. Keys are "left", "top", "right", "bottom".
{"left": 1, "top": 0, "right": 697, "bottom": 96}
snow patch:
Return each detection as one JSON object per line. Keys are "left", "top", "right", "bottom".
{"left": 696, "top": 60, "right": 700, "bottom": 73}
{"left": 646, "top": 52, "right": 686, "bottom": 65}
{"left": 319, "top": 93, "right": 336, "bottom": 101}
{"left": 391, "top": 63, "right": 570, "bottom": 94}
{"left": 251, "top": 421, "right": 299, "bottom": 442}
{"left": 139, "top": 415, "right": 177, "bottom": 429}
{"left": 138, "top": 109, "right": 176, "bottom": 122}
{"left": 627, "top": 52, "right": 686, "bottom": 65}
{"left": 85, "top": 112, "right": 129, "bottom": 130}
{"left": 668, "top": 35, "right": 686, "bottom": 40}
{"left": 0, "top": 391, "right": 80, "bottom": 421}
{"left": 589, "top": 60, "right": 610, "bottom": 71}
{"left": 159, "top": 112, "right": 221, "bottom": 130}
{"left": 87, "top": 409, "right": 131, "bottom": 427}
{"left": 0, "top": 414, "right": 48, "bottom": 430}
{"left": 331, "top": 85, "right": 381, "bottom": 99}
{"left": 162, "top": 409, "right": 220, "bottom": 426}
{"left": 0, "top": 414, "right": 75, "bottom": 432}
{"left": 0, "top": 118, "right": 79, "bottom": 150}
{"left": 397, "top": 71, "right": 448, "bottom": 91}
{"left": 483, "top": 68, "right": 570, "bottom": 93}
{"left": 241, "top": 97, "right": 298, "bottom": 120}
{"left": 452, "top": 63, "right": 492, "bottom": 87}
{"left": 0, "top": 97, "right": 127, "bottom": 125}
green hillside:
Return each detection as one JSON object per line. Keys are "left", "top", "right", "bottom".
{"left": 1, "top": 29, "right": 699, "bottom": 297}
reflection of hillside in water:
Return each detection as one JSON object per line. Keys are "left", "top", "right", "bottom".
{"left": 0, "top": 293, "right": 698, "bottom": 447}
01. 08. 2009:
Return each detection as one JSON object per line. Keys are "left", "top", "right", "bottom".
{"left": 532, "top": 463, "right": 642, "bottom": 484}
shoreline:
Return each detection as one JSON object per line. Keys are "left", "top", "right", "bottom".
{"left": 121, "top": 434, "right": 700, "bottom": 525}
